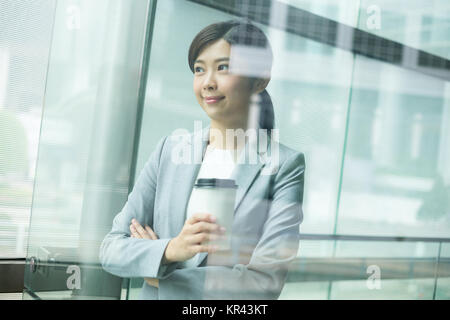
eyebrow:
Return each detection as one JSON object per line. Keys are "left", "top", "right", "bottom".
{"left": 194, "top": 57, "right": 230, "bottom": 64}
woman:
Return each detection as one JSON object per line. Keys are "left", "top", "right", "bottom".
{"left": 100, "top": 19, "right": 305, "bottom": 300}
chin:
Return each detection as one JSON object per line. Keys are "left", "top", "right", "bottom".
{"left": 203, "top": 105, "right": 225, "bottom": 116}
{"left": 206, "top": 112, "right": 225, "bottom": 122}
{"left": 203, "top": 108, "right": 224, "bottom": 120}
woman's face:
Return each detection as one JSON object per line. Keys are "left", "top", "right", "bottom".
{"left": 193, "top": 38, "right": 257, "bottom": 128}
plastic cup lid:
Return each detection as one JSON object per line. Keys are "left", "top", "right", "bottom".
{"left": 194, "top": 178, "right": 238, "bottom": 189}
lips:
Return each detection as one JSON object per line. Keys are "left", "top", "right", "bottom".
{"left": 204, "top": 96, "right": 225, "bottom": 104}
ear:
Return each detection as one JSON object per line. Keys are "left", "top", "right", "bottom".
{"left": 252, "top": 78, "right": 270, "bottom": 94}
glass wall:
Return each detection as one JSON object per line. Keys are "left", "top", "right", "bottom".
{"left": 280, "top": 239, "right": 441, "bottom": 299}
{"left": 357, "top": 0, "right": 450, "bottom": 60}
{"left": 9, "top": 0, "right": 448, "bottom": 299}
{"left": 23, "top": 0, "right": 150, "bottom": 299}
{"left": 128, "top": 0, "right": 450, "bottom": 299}
{"left": 338, "top": 56, "right": 450, "bottom": 238}
{"left": 0, "top": 0, "right": 54, "bottom": 259}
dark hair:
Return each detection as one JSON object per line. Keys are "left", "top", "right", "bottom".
{"left": 188, "top": 19, "right": 275, "bottom": 133}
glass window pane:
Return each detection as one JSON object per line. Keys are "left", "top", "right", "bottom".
{"left": 284, "top": 239, "right": 440, "bottom": 299}
{"left": 136, "top": 0, "right": 354, "bottom": 239}
{"left": 24, "top": 0, "right": 149, "bottom": 299}
{"left": 0, "top": 0, "right": 54, "bottom": 258}
{"left": 130, "top": 0, "right": 355, "bottom": 297}
{"left": 280, "top": 239, "right": 440, "bottom": 300}
{"left": 358, "top": 0, "right": 450, "bottom": 60}
{"left": 332, "top": 240, "right": 439, "bottom": 299}
{"left": 337, "top": 55, "right": 450, "bottom": 238}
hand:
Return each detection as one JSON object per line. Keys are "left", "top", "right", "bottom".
{"left": 130, "top": 218, "right": 158, "bottom": 240}
{"left": 129, "top": 219, "right": 159, "bottom": 288}
{"left": 164, "top": 213, "right": 226, "bottom": 263}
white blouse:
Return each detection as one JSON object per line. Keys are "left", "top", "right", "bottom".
{"left": 197, "top": 144, "right": 238, "bottom": 179}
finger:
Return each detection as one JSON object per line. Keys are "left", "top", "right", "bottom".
{"left": 145, "top": 278, "right": 159, "bottom": 288}
{"left": 145, "top": 225, "right": 158, "bottom": 240}
{"left": 191, "top": 221, "right": 223, "bottom": 234}
{"left": 129, "top": 224, "right": 140, "bottom": 238}
{"left": 191, "top": 232, "right": 219, "bottom": 244}
{"left": 194, "top": 243, "right": 218, "bottom": 254}
{"left": 132, "top": 219, "right": 151, "bottom": 239}
{"left": 187, "top": 213, "right": 216, "bottom": 225}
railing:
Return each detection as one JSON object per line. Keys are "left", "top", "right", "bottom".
{"left": 1, "top": 233, "right": 447, "bottom": 298}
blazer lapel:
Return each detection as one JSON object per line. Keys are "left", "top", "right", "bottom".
{"left": 229, "top": 132, "right": 271, "bottom": 213}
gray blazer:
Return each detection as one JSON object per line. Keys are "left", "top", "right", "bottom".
{"left": 99, "top": 125, "right": 305, "bottom": 300}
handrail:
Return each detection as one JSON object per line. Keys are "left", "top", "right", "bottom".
{"left": 287, "top": 256, "right": 450, "bottom": 282}
{"left": 299, "top": 233, "right": 450, "bottom": 243}
{"left": 3, "top": 256, "right": 448, "bottom": 293}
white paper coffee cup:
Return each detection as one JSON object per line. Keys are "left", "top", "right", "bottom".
{"left": 186, "top": 178, "right": 237, "bottom": 251}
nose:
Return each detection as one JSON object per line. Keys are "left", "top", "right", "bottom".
{"left": 203, "top": 71, "right": 217, "bottom": 91}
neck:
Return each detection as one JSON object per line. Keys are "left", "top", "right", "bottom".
{"left": 209, "top": 119, "right": 248, "bottom": 150}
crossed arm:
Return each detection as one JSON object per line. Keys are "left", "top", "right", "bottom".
{"left": 129, "top": 152, "right": 305, "bottom": 299}
{"left": 99, "top": 136, "right": 225, "bottom": 282}
{"left": 129, "top": 214, "right": 227, "bottom": 288}
{"left": 129, "top": 218, "right": 160, "bottom": 288}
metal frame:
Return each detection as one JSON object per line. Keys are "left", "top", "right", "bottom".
{"left": 125, "top": 0, "right": 159, "bottom": 300}
{"left": 0, "top": 259, "right": 25, "bottom": 293}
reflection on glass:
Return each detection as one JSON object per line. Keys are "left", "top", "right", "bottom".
{"left": 334, "top": 239, "right": 440, "bottom": 299}
{"left": 123, "top": 0, "right": 449, "bottom": 299}
{"left": 101, "top": 5, "right": 306, "bottom": 299}
{"left": 0, "top": 0, "right": 54, "bottom": 259}
{"left": 359, "top": 0, "right": 450, "bottom": 60}
{"left": 11, "top": 0, "right": 448, "bottom": 300}
{"left": 120, "top": 0, "right": 355, "bottom": 299}
{"left": 277, "top": 0, "right": 360, "bottom": 27}
{"left": 338, "top": 56, "right": 450, "bottom": 238}
{"left": 281, "top": 239, "right": 441, "bottom": 299}
{"left": 24, "top": 0, "right": 149, "bottom": 299}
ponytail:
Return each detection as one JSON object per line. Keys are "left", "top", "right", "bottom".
{"left": 257, "top": 89, "right": 275, "bottom": 134}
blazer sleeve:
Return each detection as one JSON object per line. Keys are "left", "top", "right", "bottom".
{"left": 99, "top": 135, "right": 179, "bottom": 279}
{"left": 157, "top": 151, "right": 305, "bottom": 300}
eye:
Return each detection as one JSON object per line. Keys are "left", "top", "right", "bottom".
{"left": 218, "top": 64, "right": 229, "bottom": 71}
{"left": 194, "top": 66, "right": 204, "bottom": 73}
